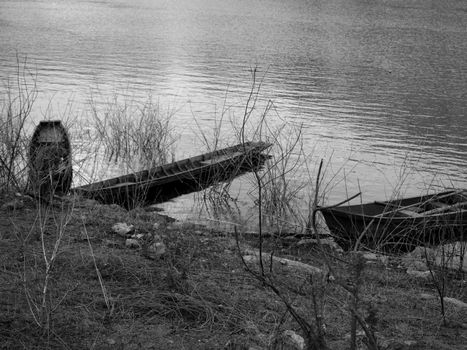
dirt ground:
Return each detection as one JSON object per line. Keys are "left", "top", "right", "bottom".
{"left": 0, "top": 194, "right": 466, "bottom": 349}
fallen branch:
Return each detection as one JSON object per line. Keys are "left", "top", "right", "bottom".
{"left": 242, "top": 249, "right": 323, "bottom": 275}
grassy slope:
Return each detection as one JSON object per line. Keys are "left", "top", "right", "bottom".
{"left": 0, "top": 196, "right": 466, "bottom": 350}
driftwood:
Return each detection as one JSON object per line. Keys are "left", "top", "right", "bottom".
{"left": 242, "top": 249, "right": 323, "bottom": 275}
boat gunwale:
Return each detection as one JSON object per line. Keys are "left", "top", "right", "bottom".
{"left": 319, "top": 190, "right": 467, "bottom": 221}
{"left": 321, "top": 207, "right": 467, "bottom": 222}
{"left": 72, "top": 141, "right": 272, "bottom": 193}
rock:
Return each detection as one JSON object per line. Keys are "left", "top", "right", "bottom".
{"left": 297, "top": 238, "right": 343, "bottom": 252}
{"left": 112, "top": 223, "right": 134, "bottom": 237}
{"left": 420, "top": 293, "right": 434, "bottom": 300}
{"left": 400, "top": 244, "right": 467, "bottom": 273}
{"left": 146, "top": 241, "right": 167, "bottom": 259}
{"left": 272, "top": 330, "right": 305, "bottom": 350}
{"left": 403, "top": 340, "right": 418, "bottom": 347}
{"left": 443, "top": 297, "right": 467, "bottom": 309}
{"left": 400, "top": 247, "right": 433, "bottom": 271}
{"left": 143, "top": 234, "right": 167, "bottom": 259}
{"left": 105, "top": 337, "right": 116, "bottom": 345}
{"left": 125, "top": 238, "right": 140, "bottom": 248}
{"left": 406, "top": 268, "right": 431, "bottom": 279}
{"left": 419, "top": 294, "right": 467, "bottom": 309}
{"left": 362, "top": 252, "right": 389, "bottom": 265}
{"left": 433, "top": 242, "right": 467, "bottom": 273}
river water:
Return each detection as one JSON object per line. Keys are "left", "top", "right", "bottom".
{"left": 1, "top": 0, "right": 466, "bottom": 222}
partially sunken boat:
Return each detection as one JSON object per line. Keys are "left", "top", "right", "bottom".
{"left": 72, "top": 141, "right": 271, "bottom": 208}
{"left": 319, "top": 189, "right": 467, "bottom": 252}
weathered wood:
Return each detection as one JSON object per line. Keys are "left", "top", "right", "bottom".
{"left": 243, "top": 249, "right": 323, "bottom": 275}
{"left": 72, "top": 141, "right": 272, "bottom": 208}
{"left": 29, "top": 120, "right": 72, "bottom": 197}
{"left": 320, "top": 189, "right": 467, "bottom": 251}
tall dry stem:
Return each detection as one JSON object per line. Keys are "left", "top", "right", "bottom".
{"left": 89, "top": 94, "right": 177, "bottom": 174}
{"left": 0, "top": 56, "right": 37, "bottom": 193}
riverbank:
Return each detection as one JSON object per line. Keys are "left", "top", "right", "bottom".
{"left": 1, "top": 193, "right": 466, "bottom": 349}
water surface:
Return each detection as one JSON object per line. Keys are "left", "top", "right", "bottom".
{"left": 1, "top": 0, "right": 466, "bottom": 215}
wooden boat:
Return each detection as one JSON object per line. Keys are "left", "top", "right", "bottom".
{"left": 29, "top": 120, "right": 73, "bottom": 197}
{"left": 319, "top": 189, "right": 467, "bottom": 252}
{"left": 72, "top": 141, "right": 272, "bottom": 208}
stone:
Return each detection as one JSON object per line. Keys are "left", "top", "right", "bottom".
{"left": 420, "top": 293, "right": 434, "bottom": 300}
{"left": 112, "top": 223, "right": 134, "bottom": 237}
{"left": 406, "top": 269, "right": 431, "bottom": 279}
{"left": 400, "top": 247, "right": 432, "bottom": 271}
{"left": 297, "top": 238, "right": 343, "bottom": 252}
{"left": 145, "top": 241, "right": 167, "bottom": 259}
{"left": 433, "top": 242, "right": 467, "bottom": 273}
{"left": 362, "top": 252, "right": 389, "bottom": 265}
{"left": 105, "top": 338, "right": 116, "bottom": 345}
{"left": 272, "top": 330, "right": 305, "bottom": 350}
{"left": 443, "top": 297, "right": 467, "bottom": 309}
{"left": 401, "top": 242, "right": 467, "bottom": 273}
{"left": 125, "top": 238, "right": 140, "bottom": 248}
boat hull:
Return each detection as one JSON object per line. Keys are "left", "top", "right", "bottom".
{"left": 319, "top": 190, "right": 467, "bottom": 252}
{"left": 72, "top": 141, "right": 271, "bottom": 208}
{"left": 29, "top": 120, "right": 72, "bottom": 197}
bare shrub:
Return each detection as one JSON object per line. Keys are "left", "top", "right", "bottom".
{"left": 0, "top": 57, "right": 37, "bottom": 193}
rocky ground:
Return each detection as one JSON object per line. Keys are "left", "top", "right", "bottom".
{"left": 0, "top": 193, "right": 466, "bottom": 349}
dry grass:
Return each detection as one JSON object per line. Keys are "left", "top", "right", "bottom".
{"left": 0, "top": 196, "right": 466, "bottom": 349}
{"left": 89, "top": 95, "right": 177, "bottom": 173}
{"left": 0, "top": 57, "right": 37, "bottom": 194}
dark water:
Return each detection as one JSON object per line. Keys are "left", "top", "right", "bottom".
{"left": 1, "top": 0, "right": 466, "bottom": 216}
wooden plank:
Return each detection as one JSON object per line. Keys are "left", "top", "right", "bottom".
{"left": 398, "top": 209, "right": 423, "bottom": 218}
{"left": 374, "top": 190, "right": 465, "bottom": 218}
{"left": 199, "top": 151, "right": 244, "bottom": 165}
{"left": 430, "top": 201, "right": 450, "bottom": 209}
{"left": 102, "top": 182, "right": 136, "bottom": 189}
{"left": 422, "top": 201, "right": 467, "bottom": 216}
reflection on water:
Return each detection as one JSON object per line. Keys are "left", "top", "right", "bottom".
{"left": 1, "top": 0, "right": 466, "bottom": 211}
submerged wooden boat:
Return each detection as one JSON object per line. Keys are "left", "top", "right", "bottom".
{"left": 72, "top": 141, "right": 271, "bottom": 208}
{"left": 319, "top": 190, "right": 467, "bottom": 252}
